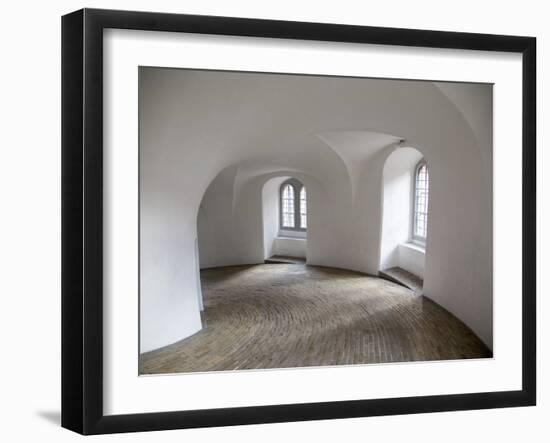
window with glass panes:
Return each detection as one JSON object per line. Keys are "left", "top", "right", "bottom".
{"left": 300, "top": 187, "right": 307, "bottom": 229}
{"left": 413, "top": 162, "right": 429, "bottom": 243}
{"left": 280, "top": 179, "right": 307, "bottom": 231}
{"left": 281, "top": 184, "right": 295, "bottom": 228}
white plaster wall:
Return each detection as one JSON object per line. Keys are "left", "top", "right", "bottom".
{"left": 273, "top": 237, "right": 307, "bottom": 258}
{"left": 279, "top": 229, "right": 307, "bottom": 239}
{"left": 140, "top": 68, "right": 493, "bottom": 352}
{"left": 433, "top": 83, "right": 493, "bottom": 347}
{"left": 399, "top": 244, "right": 426, "bottom": 279}
{"left": 194, "top": 237, "right": 204, "bottom": 310}
{"left": 197, "top": 165, "right": 240, "bottom": 269}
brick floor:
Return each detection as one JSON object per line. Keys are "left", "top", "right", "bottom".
{"left": 140, "top": 264, "right": 491, "bottom": 374}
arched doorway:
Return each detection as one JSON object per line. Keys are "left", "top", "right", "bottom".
{"left": 379, "top": 146, "right": 428, "bottom": 294}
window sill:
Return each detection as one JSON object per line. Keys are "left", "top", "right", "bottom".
{"left": 278, "top": 229, "right": 307, "bottom": 239}
{"left": 276, "top": 236, "right": 307, "bottom": 241}
{"left": 401, "top": 242, "right": 426, "bottom": 254}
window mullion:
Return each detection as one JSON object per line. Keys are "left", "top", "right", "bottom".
{"left": 295, "top": 189, "right": 301, "bottom": 229}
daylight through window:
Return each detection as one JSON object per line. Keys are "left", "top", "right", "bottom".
{"left": 280, "top": 179, "right": 307, "bottom": 230}
{"left": 413, "top": 162, "right": 429, "bottom": 242}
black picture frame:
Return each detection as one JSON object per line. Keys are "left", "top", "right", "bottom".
{"left": 61, "top": 8, "right": 536, "bottom": 435}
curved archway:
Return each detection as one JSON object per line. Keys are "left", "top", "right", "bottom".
{"left": 196, "top": 166, "right": 325, "bottom": 270}
{"left": 262, "top": 176, "right": 308, "bottom": 262}
{"left": 379, "top": 146, "right": 426, "bottom": 288}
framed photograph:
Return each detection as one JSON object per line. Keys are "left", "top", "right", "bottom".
{"left": 61, "top": 8, "right": 536, "bottom": 435}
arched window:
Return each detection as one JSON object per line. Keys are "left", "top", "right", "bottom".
{"left": 280, "top": 179, "right": 307, "bottom": 231}
{"left": 281, "top": 184, "right": 295, "bottom": 228}
{"left": 300, "top": 187, "right": 307, "bottom": 229}
{"left": 413, "top": 161, "right": 429, "bottom": 245}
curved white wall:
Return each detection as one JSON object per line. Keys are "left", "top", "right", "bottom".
{"left": 140, "top": 67, "right": 493, "bottom": 353}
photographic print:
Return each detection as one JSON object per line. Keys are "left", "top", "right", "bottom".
{"left": 138, "top": 68, "right": 494, "bottom": 375}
